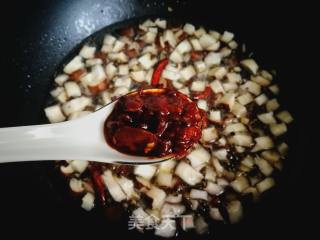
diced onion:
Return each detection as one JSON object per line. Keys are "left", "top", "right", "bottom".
{"left": 241, "top": 81, "right": 261, "bottom": 96}
{"left": 270, "top": 123, "right": 287, "bottom": 136}
{"left": 212, "top": 157, "right": 224, "bottom": 173}
{"left": 138, "top": 53, "right": 156, "bottom": 69}
{"left": 240, "top": 59, "right": 259, "bottom": 74}
{"left": 156, "top": 171, "right": 173, "bottom": 187}
{"left": 70, "top": 160, "right": 88, "bottom": 174}
{"left": 217, "top": 93, "right": 236, "bottom": 109}
{"left": 109, "top": 52, "right": 129, "bottom": 63}
{"left": 190, "top": 38, "right": 203, "bottom": 51}
{"left": 79, "top": 45, "right": 96, "bottom": 59}
{"left": 183, "top": 23, "right": 196, "bottom": 35}
{"left": 130, "top": 70, "right": 146, "bottom": 82}
{"left": 114, "top": 77, "right": 132, "bottom": 88}
{"left": 261, "top": 150, "right": 280, "bottom": 163}
{"left": 220, "top": 31, "right": 234, "bottom": 43}
{"left": 165, "top": 194, "right": 182, "bottom": 203}
{"left": 112, "top": 87, "right": 129, "bottom": 98}
{"left": 209, "top": 110, "right": 222, "bottom": 122}
{"left": 62, "top": 97, "right": 91, "bottom": 116}
{"left": 223, "top": 82, "right": 238, "bottom": 92}
{"left": 116, "top": 176, "right": 138, "bottom": 200}
{"left": 199, "top": 34, "right": 217, "bottom": 49}
{"left": 256, "top": 177, "right": 275, "bottom": 193}
{"left": 54, "top": 74, "right": 69, "bottom": 86}
{"left": 187, "top": 147, "right": 211, "bottom": 169}
{"left": 81, "top": 192, "right": 95, "bottom": 211}
{"left": 208, "top": 66, "right": 227, "bottom": 79}
{"left": 103, "top": 34, "right": 116, "bottom": 45}
{"left": 180, "top": 65, "right": 196, "bottom": 81}
{"left": 134, "top": 165, "right": 157, "bottom": 180}
{"left": 230, "top": 176, "right": 249, "bottom": 193}
{"left": 277, "top": 142, "right": 289, "bottom": 156}
{"left": 258, "top": 112, "right": 277, "bottom": 125}
{"left": 190, "top": 199, "right": 199, "bottom": 210}
{"left": 146, "top": 185, "right": 166, "bottom": 209}
{"left": 251, "top": 75, "right": 270, "bottom": 86}
{"left": 103, "top": 170, "right": 126, "bottom": 202}
{"left": 228, "top": 40, "right": 238, "bottom": 49}
{"left": 237, "top": 93, "right": 253, "bottom": 105}
{"left": 209, "top": 30, "right": 221, "bottom": 40}
{"left": 266, "top": 99, "right": 280, "bottom": 112}
{"left": 112, "top": 40, "right": 125, "bottom": 52}
{"left": 45, "top": 105, "right": 66, "bottom": 123}
{"left": 190, "top": 80, "right": 206, "bottom": 92}
{"left": 255, "top": 157, "right": 273, "bottom": 176}
{"left": 276, "top": 111, "right": 293, "bottom": 124}
{"left": 228, "top": 134, "right": 253, "bottom": 147}
{"left": 231, "top": 102, "right": 247, "bottom": 117}
{"left": 202, "top": 127, "right": 218, "bottom": 143}
{"left": 155, "top": 18, "right": 167, "bottom": 29}
{"left": 64, "top": 56, "right": 84, "bottom": 74}
{"left": 143, "top": 31, "right": 157, "bottom": 44}
{"left": 194, "top": 61, "right": 207, "bottom": 73}
{"left": 190, "top": 189, "right": 208, "bottom": 200}
{"left": 64, "top": 81, "right": 81, "bottom": 98}
{"left": 205, "top": 166, "right": 217, "bottom": 182}
{"left": 255, "top": 94, "right": 268, "bottom": 106}
{"left": 252, "top": 136, "right": 274, "bottom": 152}
{"left": 210, "top": 80, "right": 225, "bottom": 93}
{"left": 162, "top": 69, "right": 181, "bottom": 81}
{"left": 169, "top": 50, "right": 183, "bottom": 63}
{"left": 60, "top": 164, "right": 74, "bottom": 175}
{"left": 269, "top": 84, "right": 279, "bottom": 95}
{"left": 197, "top": 100, "right": 208, "bottom": 111}
{"left": 194, "top": 27, "right": 206, "bottom": 38}
{"left": 204, "top": 52, "right": 221, "bottom": 67}
{"left": 69, "top": 178, "right": 84, "bottom": 193}
{"left": 224, "top": 122, "right": 248, "bottom": 134}
{"left": 158, "top": 159, "right": 177, "bottom": 172}
{"left": 212, "top": 148, "right": 228, "bottom": 161}
{"left": 210, "top": 208, "right": 223, "bottom": 221}
{"left": 176, "top": 40, "right": 192, "bottom": 54}
{"left": 241, "top": 155, "right": 254, "bottom": 168}
{"left": 163, "top": 30, "right": 177, "bottom": 47}
{"left": 175, "top": 161, "right": 204, "bottom": 186}
{"left": 118, "top": 64, "right": 129, "bottom": 75}
{"left": 227, "top": 72, "right": 241, "bottom": 82}
{"left": 227, "top": 200, "right": 243, "bottom": 223}
{"left": 205, "top": 181, "right": 224, "bottom": 195}
{"left": 86, "top": 58, "right": 103, "bottom": 67}
{"left": 105, "top": 62, "right": 118, "bottom": 79}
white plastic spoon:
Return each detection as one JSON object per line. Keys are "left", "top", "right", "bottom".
{"left": 0, "top": 89, "right": 173, "bottom": 165}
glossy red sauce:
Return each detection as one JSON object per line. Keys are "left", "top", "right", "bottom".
{"left": 104, "top": 89, "right": 206, "bottom": 158}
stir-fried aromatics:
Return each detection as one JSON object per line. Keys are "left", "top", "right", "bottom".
{"left": 105, "top": 89, "right": 206, "bottom": 158}
{"left": 45, "top": 18, "right": 293, "bottom": 238}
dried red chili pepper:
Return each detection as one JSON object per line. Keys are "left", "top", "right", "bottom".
{"left": 89, "top": 166, "right": 106, "bottom": 205}
{"left": 151, "top": 58, "right": 169, "bottom": 87}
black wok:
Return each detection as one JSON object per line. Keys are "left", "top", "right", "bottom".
{"left": 0, "top": 0, "right": 312, "bottom": 239}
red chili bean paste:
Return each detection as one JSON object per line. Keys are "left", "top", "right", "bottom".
{"left": 104, "top": 89, "right": 206, "bottom": 158}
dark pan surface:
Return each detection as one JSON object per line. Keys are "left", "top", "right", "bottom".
{"left": 0, "top": 0, "right": 313, "bottom": 239}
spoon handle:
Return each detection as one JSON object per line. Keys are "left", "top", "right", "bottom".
{"left": 0, "top": 120, "right": 101, "bottom": 163}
